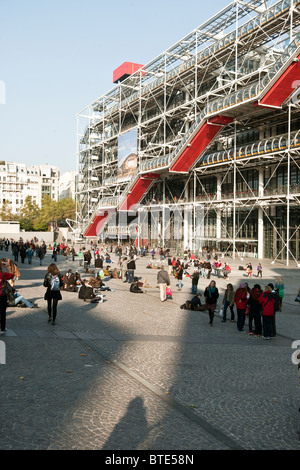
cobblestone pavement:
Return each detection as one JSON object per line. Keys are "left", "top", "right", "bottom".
{"left": 0, "top": 248, "right": 300, "bottom": 451}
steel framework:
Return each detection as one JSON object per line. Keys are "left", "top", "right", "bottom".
{"left": 77, "top": 0, "right": 300, "bottom": 265}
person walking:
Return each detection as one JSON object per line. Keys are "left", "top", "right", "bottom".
{"left": 0, "top": 263, "right": 14, "bottom": 334}
{"left": 203, "top": 280, "right": 219, "bottom": 327}
{"left": 234, "top": 283, "right": 248, "bottom": 332}
{"left": 258, "top": 285, "right": 275, "bottom": 340}
{"left": 221, "top": 283, "right": 235, "bottom": 322}
{"left": 43, "top": 263, "right": 63, "bottom": 325}
{"left": 157, "top": 265, "right": 171, "bottom": 302}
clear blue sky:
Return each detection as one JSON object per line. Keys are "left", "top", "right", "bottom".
{"left": 0, "top": 0, "right": 233, "bottom": 175}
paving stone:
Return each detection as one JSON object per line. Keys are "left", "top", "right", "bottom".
{"left": 1, "top": 249, "right": 300, "bottom": 451}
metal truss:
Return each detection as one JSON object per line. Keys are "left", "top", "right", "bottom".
{"left": 77, "top": 0, "right": 300, "bottom": 264}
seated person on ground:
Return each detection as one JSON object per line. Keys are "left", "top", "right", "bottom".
{"left": 130, "top": 280, "right": 146, "bottom": 294}
{"left": 7, "top": 279, "right": 38, "bottom": 308}
{"left": 78, "top": 279, "right": 103, "bottom": 302}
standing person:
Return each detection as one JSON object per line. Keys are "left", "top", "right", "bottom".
{"left": 70, "top": 246, "right": 76, "bottom": 262}
{"left": 95, "top": 254, "right": 103, "bottom": 275}
{"left": 274, "top": 277, "right": 284, "bottom": 312}
{"left": 26, "top": 246, "right": 33, "bottom": 264}
{"left": 0, "top": 263, "right": 14, "bottom": 334}
{"left": 221, "top": 283, "right": 235, "bottom": 322}
{"left": 157, "top": 265, "right": 171, "bottom": 302}
{"left": 257, "top": 263, "right": 263, "bottom": 278}
{"left": 127, "top": 256, "right": 136, "bottom": 284}
{"left": 77, "top": 248, "right": 84, "bottom": 267}
{"left": 167, "top": 256, "right": 172, "bottom": 276}
{"left": 203, "top": 280, "right": 219, "bottom": 327}
{"left": 223, "top": 263, "right": 231, "bottom": 279}
{"left": 258, "top": 286, "right": 275, "bottom": 340}
{"left": 65, "top": 246, "right": 70, "bottom": 261}
{"left": 38, "top": 245, "right": 45, "bottom": 266}
{"left": 157, "top": 265, "right": 170, "bottom": 302}
{"left": 43, "top": 263, "right": 63, "bottom": 325}
{"left": 205, "top": 260, "right": 212, "bottom": 279}
{"left": 12, "top": 243, "right": 19, "bottom": 262}
{"left": 84, "top": 250, "right": 92, "bottom": 270}
{"left": 247, "top": 284, "right": 262, "bottom": 336}
{"left": 234, "top": 283, "right": 248, "bottom": 332}
{"left": 120, "top": 257, "right": 127, "bottom": 282}
{"left": 20, "top": 244, "right": 26, "bottom": 263}
{"left": 52, "top": 244, "right": 58, "bottom": 262}
{"left": 246, "top": 263, "right": 253, "bottom": 278}
{"left": 268, "top": 283, "right": 279, "bottom": 338}
{"left": 191, "top": 269, "right": 199, "bottom": 295}
{"left": 176, "top": 264, "right": 183, "bottom": 291}
{"left": 171, "top": 257, "right": 177, "bottom": 276}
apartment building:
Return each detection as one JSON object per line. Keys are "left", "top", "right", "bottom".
{"left": 59, "top": 171, "right": 77, "bottom": 200}
{"left": 0, "top": 161, "right": 60, "bottom": 213}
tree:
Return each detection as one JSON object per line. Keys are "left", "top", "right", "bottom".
{"left": 0, "top": 201, "right": 17, "bottom": 221}
{"left": 19, "top": 196, "right": 40, "bottom": 231}
{"left": 57, "top": 198, "right": 76, "bottom": 224}
{"left": 33, "top": 195, "right": 57, "bottom": 231}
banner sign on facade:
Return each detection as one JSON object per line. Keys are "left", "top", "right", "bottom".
{"left": 117, "top": 129, "right": 138, "bottom": 182}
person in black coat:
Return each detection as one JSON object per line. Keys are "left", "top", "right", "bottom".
{"left": 130, "top": 280, "right": 145, "bottom": 294}
{"left": 38, "top": 245, "right": 45, "bottom": 266}
{"left": 43, "top": 263, "right": 63, "bottom": 325}
{"left": 127, "top": 256, "right": 136, "bottom": 283}
{"left": 203, "top": 280, "right": 219, "bottom": 326}
{"left": 78, "top": 279, "right": 102, "bottom": 302}
{"left": 95, "top": 255, "right": 103, "bottom": 272}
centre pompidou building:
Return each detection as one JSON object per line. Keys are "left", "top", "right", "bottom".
{"left": 77, "top": 0, "right": 300, "bottom": 264}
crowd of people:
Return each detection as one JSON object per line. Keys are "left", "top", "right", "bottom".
{"left": 179, "top": 276, "right": 288, "bottom": 339}
{"left": 0, "top": 237, "right": 299, "bottom": 341}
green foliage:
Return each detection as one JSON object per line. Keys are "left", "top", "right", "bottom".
{"left": 15, "top": 195, "right": 77, "bottom": 231}
{"left": 0, "top": 201, "right": 17, "bottom": 221}
{"left": 19, "top": 196, "right": 40, "bottom": 231}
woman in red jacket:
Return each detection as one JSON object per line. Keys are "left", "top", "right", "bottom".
{"left": 234, "top": 283, "right": 248, "bottom": 332}
{"left": 0, "top": 264, "right": 14, "bottom": 334}
{"left": 258, "top": 286, "right": 275, "bottom": 340}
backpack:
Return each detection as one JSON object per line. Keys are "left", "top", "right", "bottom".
{"left": 277, "top": 286, "right": 284, "bottom": 298}
{"left": 50, "top": 275, "right": 60, "bottom": 291}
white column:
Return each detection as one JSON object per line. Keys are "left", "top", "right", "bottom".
{"left": 258, "top": 168, "right": 264, "bottom": 259}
